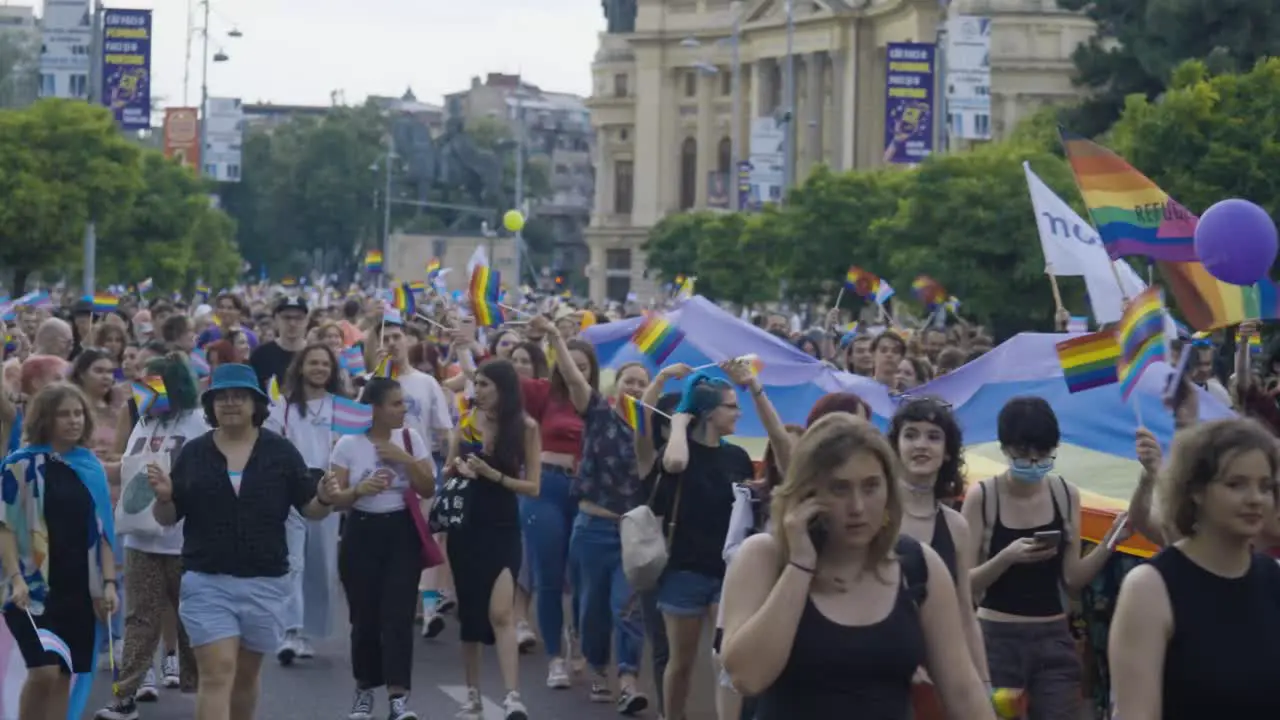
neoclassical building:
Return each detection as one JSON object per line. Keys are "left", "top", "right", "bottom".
{"left": 584, "top": 0, "right": 1097, "bottom": 303}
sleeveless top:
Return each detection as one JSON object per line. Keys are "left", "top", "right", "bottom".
{"left": 930, "top": 507, "right": 958, "bottom": 581}
{"left": 754, "top": 536, "right": 929, "bottom": 720}
{"left": 456, "top": 410, "right": 518, "bottom": 533}
{"left": 980, "top": 480, "right": 1067, "bottom": 616}
{"left": 1151, "top": 547, "right": 1280, "bottom": 719}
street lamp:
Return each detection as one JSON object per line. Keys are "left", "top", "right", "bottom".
{"left": 199, "top": 0, "right": 240, "bottom": 182}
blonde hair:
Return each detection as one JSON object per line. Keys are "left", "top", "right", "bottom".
{"left": 770, "top": 412, "right": 904, "bottom": 570}
{"left": 1159, "top": 418, "right": 1280, "bottom": 538}
{"left": 23, "top": 382, "right": 94, "bottom": 448}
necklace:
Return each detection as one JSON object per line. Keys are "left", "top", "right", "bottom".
{"left": 903, "top": 506, "right": 937, "bottom": 521}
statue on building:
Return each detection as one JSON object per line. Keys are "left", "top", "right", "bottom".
{"left": 389, "top": 102, "right": 506, "bottom": 212}
{"left": 602, "top": 0, "right": 636, "bottom": 33}
{"left": 391, "top": 112, "right": 439, "bottom": 203}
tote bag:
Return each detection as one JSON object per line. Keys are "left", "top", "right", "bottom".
{"left": 115, "top": 424, "right": 168, "bottom": 537}
{"left": 621, "top": 469, "right": 682, "bottom": 592}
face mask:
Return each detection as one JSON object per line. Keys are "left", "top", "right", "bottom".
{"left": 1009, "top": 463, "right": 1052, "bottom": 483}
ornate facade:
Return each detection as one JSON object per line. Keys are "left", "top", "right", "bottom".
{"left": 584, "top": 0, "right": 1096, "bottom": 303}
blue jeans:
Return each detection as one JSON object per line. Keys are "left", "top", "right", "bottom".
{"left": 519, "top": 464, "right": 578, "bottom": 657}
{"left": 569, "top": 512, "right": 643, "bottom": 677}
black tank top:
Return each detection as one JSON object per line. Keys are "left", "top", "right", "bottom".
{"left": 980, "top": 479, "right": 1067, "bottom": 616}
{"left": 754, "top": 536, "right": 928, "bottom": 720}
{"left": 1151, "top": 547, "right": 1280, "bottom": 719}
{"left": 930, "top": 507, "right": 958, "bottom": 581}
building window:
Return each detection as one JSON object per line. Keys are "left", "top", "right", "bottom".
{"left": 614, "top": 160, "right": 634, "bottom": 214}
{"left": 679, "top": 138, "right": 697, "bottom": 210}
{"left": 613, "top": 73, "right": 628, "bottom": 97}
{"left": 433, "top": 239, "right": 447, "bottom": 259}
{"left": 606, "top": 249, "right": 632, "bottom": 271}
{"left": 684, "top": 71, "right": 697, "bottom": 98}
{"left": 717, "top": 137, "right": 731, "bottom": 174}
{"left": 606, "top": 276, "right": 632, "bottom": 303}
{"left": 69, "top": 73, "right": 87, "bottom": 98}
{"left": 618, "top": 127, "right": 629, "bottom": 141}
{"left": 720, "top": 70, "right": 731, "bottom": 96}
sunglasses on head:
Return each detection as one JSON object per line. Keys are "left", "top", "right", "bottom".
{"left": 895, "top": 393, "right": 953, "bottom": 410}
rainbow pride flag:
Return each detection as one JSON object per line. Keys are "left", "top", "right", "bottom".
{"left": 1157, "top": 259, "right": 1280, "bottom": 331}
{"left": 1117, "top": 287, "right": 1167, "bottom": 401}
{"left": 364, "top": 250, "right": 384, "bottom": 272}
{"left": 631, "top": 314, "right": 685, "bottom": 364}
{"left": 91, "top": 293, "right": 118, "bottom": 313}
{"left": 393, "top": 282, "right": 416, "bottom": 317}
{"left": 1054, "top": 332, "right": 1120, "bottom": 393}
{"left": 131, "top": 376, "right": 169, "bottom": 415}
{"left": 911, "top": 275, "right": 947, "bottom": 307}
{"left": 619, "top": 393, "right": 646, "bottom": 435}
{"left": 844, "top": 266, "right": 882, "bottom": 299}
{"left": 1059, "top": 130, "right": 1198, "bottom": 262}
{"left": 469, "top": 266, "right": 503, "bottom": 328}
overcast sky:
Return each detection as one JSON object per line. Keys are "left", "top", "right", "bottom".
{"left": 95, "top": 0, "right": 604, "bottom": 108}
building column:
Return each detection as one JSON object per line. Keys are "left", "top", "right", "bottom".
{"left": 751, "top": 58, "right": 773, "bottom": 123}
{"left": 695, "top": 68, "right": 716, "bottom": 208}
{"left": 829, "top": 49, "right": 846, "bottom": 171}
{"left": 633, "top": 49, "right": 666, "bottom": 226}
{"left": 805, "top": 52, "right": 824, "bottom": 172}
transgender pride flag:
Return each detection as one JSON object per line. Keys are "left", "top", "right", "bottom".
{"left": 0, "top": 619, "right": 107, "bottom": 718}
{"left": 331, "top": 396, "right": 373, "bottom": 435}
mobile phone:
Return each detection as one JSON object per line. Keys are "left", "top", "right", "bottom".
{"left": 1033, "top": 530, "right": 1061, "bottom": 546}
{"left": 807, "top": 517, "right": 828, "bottom": 554}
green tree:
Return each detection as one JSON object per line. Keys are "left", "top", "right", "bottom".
{"left": 97, "top": 152, "right": 242, "bottom": 290}
{"left": 1107, "top": 58, "right": 1280, "bottom": 219}
{"left": 642, "top": 211, "right": 713, "bottom": 286}
{"left": 1058, "top": 0, "right": 1280, "bottom": 137}
{"left": 871, "top": 140, "right": 1083, "bottom": 336}
{"left": 0, "top": 99, "right": 143, "bottom": 291}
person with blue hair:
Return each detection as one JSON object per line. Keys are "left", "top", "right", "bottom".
{"left": 648, "top": 364, "right": 755, "bottom": 720}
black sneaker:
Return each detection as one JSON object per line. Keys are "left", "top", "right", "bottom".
{"left": 387, "top": 693, "right": 418, "bottom": 720}
{"left": 616, "top": 687, "right": 649, "bottom": 715}
{"left": 421, "top": 612, "right": 446, "bottom": 639}
{"left": 94, "top": 698, "right": 139, "bottom": 720}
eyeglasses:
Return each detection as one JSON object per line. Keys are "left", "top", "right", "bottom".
{"left": 895, "top": 393, "right": 953, "bottom": 410}
{"left": 1009, "top": 455, "right": 1056, "bottom": 470}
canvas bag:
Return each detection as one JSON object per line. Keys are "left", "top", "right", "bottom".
{"left": 621, "top": 468, "right": 682, "bottom": 592}
{"left": 399, "top": 429, "right": 445, "bottom": 568}
{"left": 115, "top": 423, "right": 167, "bottom": 537}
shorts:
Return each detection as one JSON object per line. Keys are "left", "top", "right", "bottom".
{"left": 3, "top": 599, "right": 96, "bottom": 674}
{"left": 656, "top": 569, "right": 721, "bottom": 617}
{"left": 179, "top": 571, "right": 290, "bottom": 655}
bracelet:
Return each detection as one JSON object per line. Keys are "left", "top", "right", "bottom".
{"left": 788, "top": 560, "right": 815, "bottom": 574}
{"left": 103, "top": 578, "right": 117, "bottom": 586}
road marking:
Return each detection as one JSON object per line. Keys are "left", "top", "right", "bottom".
{"left": 438, "top": 684, "right": 505, "bottom": 720}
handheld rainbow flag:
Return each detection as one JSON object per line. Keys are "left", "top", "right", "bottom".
{"left": 1239, "top": 329, "right": 1263, "bottom": 355}
{"left": 458, "top": 411, "right": 484, "bottom": 454}
{"left": 674, "top": 276, "right": 696, "bottom": 301}
{"left": 468, "top": 265, "right": 503, "bottom": 328}
{"left": 91, "top": 293, "right": 118, "bottom": 313}
{"left": 194, "top": 285, "right": 211, "bottom": 303}
{"left": 364, "top": 250, "right": 384, "bottom": 273}
{"left": 1116, "top": 287, "right": 1168, "bottom": 401}
{"left": 136, "top": 278, "right": 153, "bottom": 294}
{"left": 372, "top": 355, "right": 398, "bottom": 379}
{"left": 331, "top": 396, "right": 373, "bottom": 435}
{"left": 1059, "top": 130, "right": 1198, "bottom": 262}
{"left": 911, "top": 275, "right": 947, "bottom": 307}
{"left": 393, "top": 282, "right": 417, "bottom": 316}
{"left": 1055, "top": 332, "right": 1120, "bottom": 393}
{"left": 618, "top": 393, "right": 647, "bottom": 435}
{"left": 267, "top": 376, "right": 283, "bottom": 403}
{"left": 631, "top": 314, "right": 685, "bottom": 364}
{"left": 408, "top": 280, "right": 427, "bottom": 293}
{"left": 426, "top": 257, "right": 442, "bottom": 276}
{"left": 131, "top": 376, "right": 169, "bottom": 415}
{"left": 845, "top": 266, "right": 881, "bottom": 298}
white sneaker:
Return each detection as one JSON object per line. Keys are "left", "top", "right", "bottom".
{"left": 133, "top": 668, "right": 158, "bottom": 702}
{"left": 161, "top": 653, "right": 179, "bottom": 688}
{"left": 348, "top": 688, "right": 375, "bottom": 720}
{"left": 296, "top": 636, "right": 315, "bottom": 659}
{"left": 503, "top": 690, "right": 529, "bottom": 720}
{"left": 546, "top": 657, "right": 571, "bottom": 689}
{"left": 276, "top": 630, "right": 300, "bottom": 666}
{"left": 455, "top": 686, "right": 482, "bottom": 719}
{"left": 516, "top": 620, "right": 537, "bottom": 653}
{"left": 436, "top": 591, "right": 457, "bottom": 614}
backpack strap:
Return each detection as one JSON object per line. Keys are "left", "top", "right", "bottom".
{"left": 1049, "top": 475, "right": 1073, "bottom": 539}
{"left": 897, "top": 535, "right": 929, "bottom": 608}
{"left": 402, "top": 427, "right": 413, "bottom": 455}
{"left": 978, "top": 477, "right": 997, "bottom": 565}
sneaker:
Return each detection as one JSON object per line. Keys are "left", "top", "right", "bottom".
{"left": 161, "top": 653, "right": 179, "bottom": 688}
{"left": 589, "top": 678, "right": 612, "bottom": 703}
{"left": 297, "top": 636, "right": 315, "bottom": 659}
{"left": 546, "top": 658, "right": 571, "bottom": 689}
{"left": 455, "top": 687, "right": 482, "bottom": 719}
{"left": 93, "top": 698, "right": 139, "bottom": 720}
{"left": 516, "top": 620, "right": 537, "bottom": 653}
{"left": 134, "top": 668, "right": 159, "bottom": 702}
{"left": 348, "top": 688, "right": 375, "bottom": 720}
{"left": 436, "top": 591, "right": 457, "bottom": 614}
{"left": 276, "top": 631, "right": 300, "bottom": 666}
{"left": 422, "top": 611, "right": 446, "bottom": 639}
{"left": 616, "top": 687, "right": 649, "bottom": 715}
{"left": 503, "top": 690, "right": 529, "bottom": 720}
{"left": 388, "top": 694, "right": 418, "bottom": 720}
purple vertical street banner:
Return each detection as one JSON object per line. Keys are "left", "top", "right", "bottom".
{"left": 883, "top": 42, "right": 935, "bottom": 165}
{"left": 101, "top": 8, "right": 152, "bottom": 130}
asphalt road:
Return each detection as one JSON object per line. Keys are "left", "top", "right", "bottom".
{"left": 83, "top": 613, "right": 720, "bottom": 720}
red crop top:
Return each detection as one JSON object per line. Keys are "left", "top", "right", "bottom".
{"left": 521, "top": 377, "right": 585, "bottom": 458}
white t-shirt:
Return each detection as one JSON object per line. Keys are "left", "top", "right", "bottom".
{"left": 331, "top": 428, "right": 430, "bottom": 514}
{"left": 395, "top": 369, "right": 453, "bottom": 454}
{"left": 265, "top": 396, "right": 338, "bottom": 469}
{"left": 122, "top": 411, "right": 210, "bottom": 555}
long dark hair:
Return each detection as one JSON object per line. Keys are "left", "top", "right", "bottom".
{"left": 513, "top": 341, "right": 549, "bottom": 379}
{"left": 549, "top": 339, "right": 599, "bottom": 400}
{"left": 284, "top": 343, "right": 345, "bottom": 417}
{"left": 69, "top": 346, "right": 115, "bottom": 404}
{"left": 887, "top": 396, "right": 965, "bottom": 502}
{"left": 476, "top": 358, "right": 526, "bottom": 478}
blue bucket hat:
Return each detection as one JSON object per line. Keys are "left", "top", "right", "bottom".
{"left": 205, "top": 363, "right": 269, "bottom": 402}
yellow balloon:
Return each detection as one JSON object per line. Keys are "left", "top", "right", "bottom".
{"left": 503, "top": 210, "right": 525, "bottom": 233}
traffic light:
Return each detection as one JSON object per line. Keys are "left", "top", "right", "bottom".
{"left": 554, "top": 274, "right": 565, "bottom": 287}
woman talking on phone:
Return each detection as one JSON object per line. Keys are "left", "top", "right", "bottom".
{"left": 960, "top": 397, "right": 1130, "bottom": 720}
{"left": 720, "top": 413, "right": 994, "bottom": 719}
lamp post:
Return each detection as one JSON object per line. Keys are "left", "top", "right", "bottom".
{"left": 782, "top": 0, "right": 796, "bottom": 195}
{"left": 198, "top": 0, "right": 237, "bottom": 182}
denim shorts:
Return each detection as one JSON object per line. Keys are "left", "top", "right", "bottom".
{"left": 179, "top": 571, "right": 291, "bottom": 654}
{"left": 656, "top": 569, "right": 721, "bottom": 617}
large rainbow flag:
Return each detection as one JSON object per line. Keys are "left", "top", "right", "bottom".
{"left": 1060, "top": 130, "right": 1280, "bottom": 330}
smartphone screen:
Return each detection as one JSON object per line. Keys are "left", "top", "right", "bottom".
{"left": 1033, "top": 530, "right": 1061, "bottom": 546}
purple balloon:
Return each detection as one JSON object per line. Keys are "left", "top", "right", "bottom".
{"left": 1194, "top": 199, "right": 1278, "bottom": 286}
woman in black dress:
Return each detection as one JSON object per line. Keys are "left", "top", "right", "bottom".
{"left": 440, "top": 359, "right": 539, "bottom": 720}
{"left": 0, "top": 383, "right": 119, "bottom": 720}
